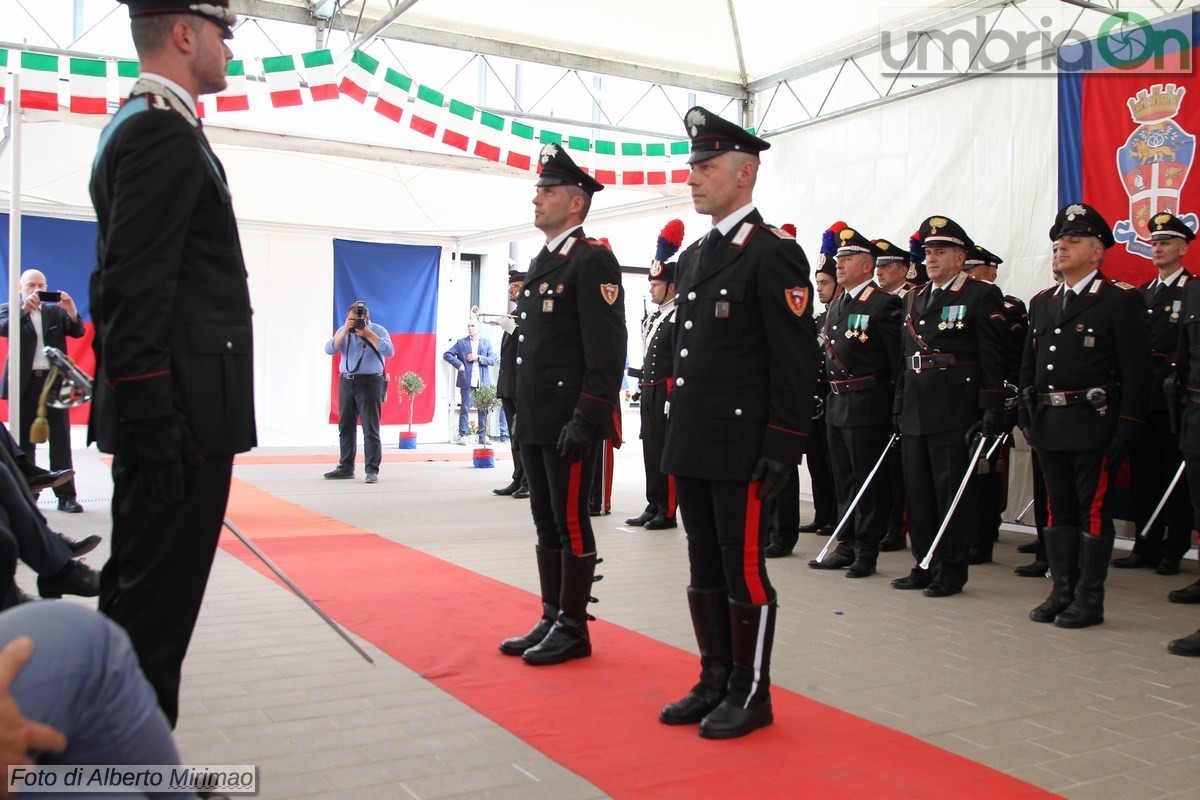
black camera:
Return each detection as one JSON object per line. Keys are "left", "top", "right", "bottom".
{"left": 353, "top": 301, "right": 367, "bottom": 330}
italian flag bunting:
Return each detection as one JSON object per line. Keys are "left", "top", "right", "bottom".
{"left": 116, "top": 60, "right": 138, "bottom": 102}
{"left": 442, "top": 99, "right": 475, "bottom": 151}
{"left": 374, "top": 67, "right": 411, "bottom": 123}
{"left": 474, "top": 110, "right": 504, "bottom": 162}
{"left": 594, "top": 140, "right": 617, "bottom": 185}
{"left": 568, "top": 135, "right": 591, "bottom": 177}
{"left": 68, "top": 58, "right": 107, "bottom": 114}
{"left": 339, "top": 49, "right": 378, "bottom": 104}
{"left": 409, "top": 84, "right": 443, "bottom": 138}
{"left": 301, "top": 49, "right": 338, "bottom": 101}
{"left": 262, "top": 55, "right": 303, "bottom": 108}
{"left": 506, "top": 120, "right": 535, "bottom": 171}
{"left": 215, "top": 60, "right": 250, "bottom": 112}
{"left": 646, "top": 143, "right": 667, "bottom": 184}
{"left": 19, "top": 51, "right": 59, "bottom": 111}
{"left": 0, "top": 50, "right": 8, "bottom": 105}
{"left": 621, "top": 142, "right": 645, "bottom": 185}
{"left": 670, "top": 140, "right": 690, "bottom": 183}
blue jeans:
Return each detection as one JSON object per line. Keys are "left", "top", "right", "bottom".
{"left": 3, "top": 601, "right": 194, "bottom": 799}
{"left": 458, "top": 387, "right": 484, "bottom": 436}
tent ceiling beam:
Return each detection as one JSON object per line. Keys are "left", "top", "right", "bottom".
{"left": 457, "top": 193, "right": 693, "bottom": 249}
{"left": 235, "top": 0, "right": 747, "bottom": 98}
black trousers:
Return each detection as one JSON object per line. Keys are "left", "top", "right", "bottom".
{"left": 501, "top": 398, "right": 524, "bottom": 485}
{"left": 1037, "top": 447, "right": 1115, "bottom": 538}
{"left": 903, "top": 429, "right": 976, "bottom": 590}
{"left": 640, "top": 382, "right": 675, "bottom": 518}
{"left": 15, "top": 374, "right": 76, "bottom": 500}
{"left": 826, "top": 422, "right": 891, "bottom": 559}
{"left": 1186, "top": 457, "right": 1200, "bottom": 527}
{"left": 336, "top": 373, "right": 383, "bottom": 475}
{"left": 0, "top": 458, "right": 69, "bottom": 577}
{"left": 100, "top": 452, "right": 234, "bottom": 727}
{"left": 1131, "top": 409, "right": 1192, "bottom": 562}
{"left": 767, "top": 466, "right": 800, "bottom": 549}
{"left": 675, "top": 475, "right": 774, "bottom": 605}
{"left": 806, "top": 416, "right": 836, "bottom": 525}
{"left": 884, "top": 442, "right": 906, "bottom": 535}
{"left": 521, "top": 442, "right": 600, "bottom": 555}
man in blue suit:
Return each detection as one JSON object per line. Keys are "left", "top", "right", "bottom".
{"left": 444, "top": 321, "right": 496, "bottom": 443}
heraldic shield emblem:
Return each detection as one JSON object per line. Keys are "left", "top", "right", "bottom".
{"left": 785, "top": 286, "right": 810, "bottom": 318}
{"left": 1114, "top": 83, "right": 1199, "bottom": 257}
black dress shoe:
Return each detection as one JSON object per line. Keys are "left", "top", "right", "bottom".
{"left": 764, "top": 543, "right": 793, "bottom": 559}
{"left": 1157, "top": 557, "right": 1181, "bottom": 576}
{"left": 512, "top": 486, "right": 530, "bottom": 499}
{"left": 699, "top": 697, "right": 773, "bottom": 740}
{"left": 1016, "top": 540, "right": 1038, "bottom": 554}
{"left": 28, "top": 468, "right": 73, "bottom": 493}
{"left": 55, "top": 531, "right": 101, "bottom": 557}
{"left": 625, "top": 510, "right": 656, "bottom": 527}
{"left": 643, "top": 515, "right": 678, "bottom": 530}
{"left": 1111, "top": 553, "right": 1152, "bottom": 568}
{"left": 797, "top": 521, "right": 825, "bottom": 533}
{"left": 1168, "top": 629, "right": 1200, "bottom": 656}
{"left": 967, "top": 546, "right": 992, "bottom": 565}
{"left": 1014, "top": 559, "right": 1049, "bottom": 578}
{"left": 37, "top": 560, "right": 99, "bottom": 598}
{"left": 922, "top": 583, "right": 961, "bottom": 598}
{"left": 878, "top": 531, "right": 905, "bottom": 551}
{"left": 1168, "top": 579, "right": 1200, "bottom": 604}
{"left": 844, "top": 559, "right": 876, "bottom": 578}
{"left": 808, "top": 552, "right": 854, "bottom": 570}
{"left": 494, "top": 481, "right": 521, "bottom": 496}
{"left": 57, "top": 498, "right": 84, "bottom": 514}
{"left": 324, "top": 467, "right": 354, "bottom": 479}
{"left": 815, "top": 524, "right": 835, "bottom": 536}
{"left": 891, "top": 571, "right": 931, "bottom": 590}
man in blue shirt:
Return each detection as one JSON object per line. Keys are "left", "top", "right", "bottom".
{"left": 324, "top": 302, "right": 394, "bottom": 483}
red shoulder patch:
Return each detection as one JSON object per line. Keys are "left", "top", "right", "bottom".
{"left": 785, "top": 286, "right": 810, "bottom": 317}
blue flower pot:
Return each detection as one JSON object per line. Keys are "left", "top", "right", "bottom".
{"left": 472, "top": 448, "right": 494, "bottom": 468}
{"left": 399, "top": 432, "right": 417, "bottom": 449}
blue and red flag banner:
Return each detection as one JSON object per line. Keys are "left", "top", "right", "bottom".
{"left": 0, "top": 214, "right": 96, "bottom": 426}
{"left": 1059, "top": 11, "right": 1198, "bottom": 287}
{"left": 331, "top": 239, "right": 440, "bottom": 426}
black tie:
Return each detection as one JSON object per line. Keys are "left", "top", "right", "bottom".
{"left": 700, "top": 228, "right": 721, "bottom": 265}
{"left": 1153, "top": 280, "right": 1169, "bottom": 306}
{"left": 928, "top": 287, "right": 940, "bottom": 307}
{"left": 1063, "top": 289, "right": 1074, "bottom": 311}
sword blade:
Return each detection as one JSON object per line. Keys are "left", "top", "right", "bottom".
{"left": 919, "top": 435, "right": 989, "bottom": 571}
{"left": 1137, "top": 460, "right": 1187, "bottom": 540}
{"left": 815, "top": 432, "right": 899, "bottom": 562}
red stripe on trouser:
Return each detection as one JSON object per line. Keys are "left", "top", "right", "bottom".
{"left": 566, "top": 460, "right": 584, "bottom": 554}
{"left": 603, "top": 439, "right": 615, "bottom": 511}
{"left": 743, "top": 483, "right": 768, "bottom": 604}
{"left": 667, "top": 474, "right": 677, "bottom": 518}
{"left": 1086, "top": 457, "right": 1110, "bottom": 536}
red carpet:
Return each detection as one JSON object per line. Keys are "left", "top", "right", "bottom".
{"left": 221, "top": 479, "right": 1058, "bottom": 799}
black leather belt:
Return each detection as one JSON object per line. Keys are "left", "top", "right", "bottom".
{"left": 1037, "top": 388, "right": 1104, "bottom": 407}
{"left": 341, "top": 373, "right": 382, "bottom": 381}
{"left": 829, "top": 375, "right": 880, "bottom": 394}
{"left": 906, "top": 353, "right": 973, "bottom": 373}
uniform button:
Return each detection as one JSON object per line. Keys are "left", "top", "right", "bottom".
{"left": 688, "top": 291, "right": 697, "bottom": 301}
{"left": 518, "top": 334, "right": 525, "bottom": 342}
{"left": 521, "top": 312, "right": 527, "bottom": 319}
{"left": 1053, "top": 328, "right": 1061, "bottom": 334}
{"left": 525, "top": 290, "right": 531, "bottom": 297}
{"left": 1048, "top": 384, "right": 1055, "bottom": 390}
{"left": 685, "top": 321, "right": 693, "bottom": 329}
{"left": 720, "top": 289, "right": 728, "bottom": 296}
{"left": 734, "top": 408, "right": 742, "bottom": 416}
{"left": 832, "top": 325, "right": 838, "bottom": 331}
{"left": 557, "top": 381, "right": 563, "bottom": 387}
{"left": 1047, "top": 364, "right": 1054, "bottom": 371}
{"left": 516, "top": 357, "right": 523, "bottom": 365}
{"left": 226, "top": 341, "right": 233, "bottom": 350}
{"left": 1049, "top": 345, "right": 1055, "bottom": 352}
{"left": 675, "top": 293, "right": 680, "bottom": 300}
{"left": 919, "top": 320, "right": 925, "bottom": 326}
{"left": 676, "top": 378, "right": 685, "bottom": 387}
{"left": 680, "top": 349, "right": 689, "bottom": 357}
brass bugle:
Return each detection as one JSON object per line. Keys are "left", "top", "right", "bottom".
{"left": 476, "top": 311, "right": 516, "bottom": 325}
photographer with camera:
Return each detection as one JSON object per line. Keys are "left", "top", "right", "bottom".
{"left": 0, "top": 269, "right": 86, "bottom": 513}
{"left": 324, "top": 301, "right": 394, "bottom": 483}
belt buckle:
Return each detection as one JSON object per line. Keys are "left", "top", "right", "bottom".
{"left": 910, "top": 354, "right": 923, "bottom": 374}
{"left": 1049, "top": 391, "right": 1067, "bottom": 407}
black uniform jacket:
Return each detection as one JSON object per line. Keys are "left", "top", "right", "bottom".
{"left": 0, "top": 303, "right": 86, "bottom": 399}
{"left": 641, "top": 302, "right": 675, "bottom": 387}
{"left": 513, "top": 229, "right": 626, "bottom": 445}
{"left": 823, "top": 283, "right": 902, "bottom": 428}
{"left": 896, "top": 271, "right": 1008, "bottom": 435}
{"left": 1174, "top": 280, "right": 1200, "bottom": 457}
{"left": 1142, "top": 271, "right": 1191, "bottom": 411}
{"left": 662, "top": 211, "right": 819, "bottom": 481}
{"left": 497, "top": 327, "right": 518, "bottom": 400}
{"left": 88, "top": 86, "right": 256, "bottom": 457}
{"left": 1020, "top": 273, "right": 1151, "bottom": 451}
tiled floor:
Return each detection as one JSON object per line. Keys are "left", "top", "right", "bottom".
{"left": 19, "top": 431, "right": 1200, "bottom": 800}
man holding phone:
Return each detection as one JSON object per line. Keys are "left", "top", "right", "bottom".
{"left": 0, "top": 269, "right": 85, "bottom": 512}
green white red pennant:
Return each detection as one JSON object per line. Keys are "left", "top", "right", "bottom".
{"left": 262, "top": 55, "right": 302, "bottom": 108}
{"left": 19, "top": 51, "right": 59, "bottom": 111}
{"left": 301, "top": 50, "right": 338, "bottom": 102}
{"left": 339, "top": 49, "right": 378, "bottom": 104}
{"left": 409, "top": 84, "right": 443, "bottom": 138}
{"left": 215, "top": 60, "right": 249, "bottom": 112}
{"left": 374, "top": 68, "right": 411, "bottom": 122}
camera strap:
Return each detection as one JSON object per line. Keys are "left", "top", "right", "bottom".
{"left": 346, "top": 333, "right": 382, "bottom": 375}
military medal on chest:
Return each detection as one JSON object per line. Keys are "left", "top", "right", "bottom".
{"left": 846, "top": 313, "right": 871, "bottom": 342}
{"left": 938, "top": 304, "right": 965, "bottom": 330}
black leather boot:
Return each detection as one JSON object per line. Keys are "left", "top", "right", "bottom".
{"left": 499, "top": 547, "right": 562, "bottom": 655}
{"left": 1030, "top": 527, "right": 1078, "bottom": 623}
{"left": 660, "top": 587, "right": 731, "bottom": 725}
{"left": 699, "top": 598, "right": 776, "bottom": 740}
{"left": 522, "top": 552, "right": 597, "bottom": 665}
{"left": 1055, "top": 532, "right": 1114, "bottom": 628}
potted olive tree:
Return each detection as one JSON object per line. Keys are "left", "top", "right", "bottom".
{"left": 470, "top": 384, "right": 501, "bottom": 467}
{"left": 398, "top": 371, "right": 426, "bottom": 449}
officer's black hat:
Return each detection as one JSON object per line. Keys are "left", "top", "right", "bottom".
{"left": 1148, "top": 211, "right": 1196, "bottom": 241}
{"left": 119, "top": 0, "right": 236, "bottom": 34}
{"left": 683, "top": 106, "right": 770, "bottom": 165}
{"left": 649, "top": 261, "right": 676, "bottom": 283}
{"left": 965, "top": 245, "right": 1003, "bottom": 269}
{"left": 1049, "top": 202, "right": 1114, "bottom": 248}
{"left": 535, "top": 143, "right": 604, "bottom": 195}
{"left": 836, "top": 226, "right": 882, "bottom": 259}
{"left": 508, "top": 270, "right": 526, "bottom": 284}
{"left": 918, "top": 215, "right": 974, "bottom": 250}
{"left": 873, "top": 238, "right": 907, "bottom": 264}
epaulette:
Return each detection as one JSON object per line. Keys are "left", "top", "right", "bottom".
{"left": 1032, "top": 285, "right": 1058, "bottom": 299}
{"left": 769, "top": 226, "right": 795, "bottom": 240}
{"left": 579, "top": 237, "right": 609, "bottom": 250}
{"left": 1109, "top": 279, "right": 1136, "bottom": 291}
